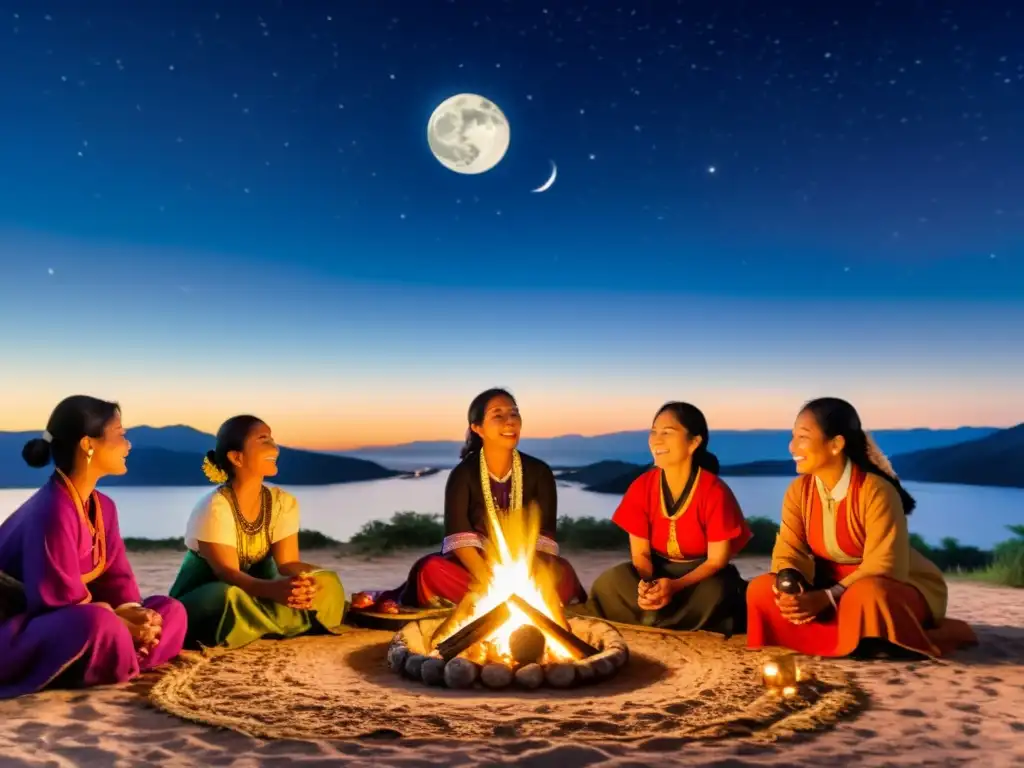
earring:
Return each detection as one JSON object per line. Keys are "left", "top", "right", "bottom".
{"left": 87, "top": 448, "right": 94, "bottom": 465}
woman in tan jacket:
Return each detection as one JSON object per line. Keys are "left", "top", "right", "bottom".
{"left": 746, "top": 397, "right": 977, "bottom": 658}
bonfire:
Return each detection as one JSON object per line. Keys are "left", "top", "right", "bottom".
{"left": 427, "top": 501, "right": 590, "bottom": 665}
{"left": 388, "top": 499, "right": 628, "bottom": 689}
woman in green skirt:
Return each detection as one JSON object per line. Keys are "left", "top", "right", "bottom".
{"left": 578, "top": 402, "right": 751, "bottom": 636}
{"left": 169, "top": 415, "right": 346, "bottom": 649}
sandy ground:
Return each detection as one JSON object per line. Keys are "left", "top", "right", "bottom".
{"left": 0, "top": 550, "right": 1021, "bottom": 767}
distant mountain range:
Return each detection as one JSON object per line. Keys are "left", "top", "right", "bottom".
{"left": 557, "top": 424, "right": 1024, "bottom": 493}
{"left": 1, "top": 423, "right": 1019, "bottom": 490}
{"left": 0, "top": 425, "right": 399, "bottom": 489}
{"left": 346, "top": 427, "right": 1000, "bottom": 469}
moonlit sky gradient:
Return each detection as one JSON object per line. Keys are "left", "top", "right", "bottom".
{"left": 0, "top": 3, "right": 1021, "bottom": 449}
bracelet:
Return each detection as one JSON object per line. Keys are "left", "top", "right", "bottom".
{"left": 825, "top": 589, "right": 837, "bottom": 609}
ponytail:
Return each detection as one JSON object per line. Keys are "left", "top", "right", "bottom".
{"left": 857, "top": 432, "right": 916, "bottom": 514}
{"left": 694, "top": 446, "right": 720, "bottom": 475}
{"left": 460, "top": 429, "right": 483, "bottom": 460}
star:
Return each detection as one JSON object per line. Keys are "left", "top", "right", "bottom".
{"left": 708, "top": 166, "right": 716, "bottom": 174}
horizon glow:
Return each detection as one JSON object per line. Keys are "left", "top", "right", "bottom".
{"left": 1, "top": 234, "right": 1021, "bottom": 451}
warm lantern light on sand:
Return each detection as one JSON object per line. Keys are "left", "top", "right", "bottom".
{"left": 762, "top": 653, "right": 807, "bottom": 697}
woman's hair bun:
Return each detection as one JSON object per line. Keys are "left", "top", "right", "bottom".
{"left": 205, "top": 449, "right": 217, "bottom": 465}
{"left": 22, "top": 438, "right": 52, "bottom": 469}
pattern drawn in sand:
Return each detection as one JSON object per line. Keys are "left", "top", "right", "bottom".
{"left": 0, "top": 553, "right": 1022, "bottom": 766}
{"left": 149, "top": 625, "right": 861, "bottom": 743}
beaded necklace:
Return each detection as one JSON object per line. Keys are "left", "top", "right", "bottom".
{"left": 219, "top": 484, "right": 273, "bottom": 569}
{"left": 54, "top": 469, "right": 107, "bottom": 583}
{"left": 479, "top": 449, "right": 523, "bottom": 534}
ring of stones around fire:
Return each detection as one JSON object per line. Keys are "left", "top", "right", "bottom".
{"left": 388, "top": 616, "right": 628, "bottom": 690}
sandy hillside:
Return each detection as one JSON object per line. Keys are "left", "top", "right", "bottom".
{"left": 0, "top": 550, "right": 1020, "bottom": 767}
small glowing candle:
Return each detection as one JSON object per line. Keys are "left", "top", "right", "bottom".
{"left": 762, "top": 653, "right": 802, "bottom": 694}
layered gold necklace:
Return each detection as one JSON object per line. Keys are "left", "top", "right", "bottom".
{"left": 479, "top": 449, "right": 523, "bottom": 534}
{"left": 219, "top": 485, "right": 273, "bottom": 569}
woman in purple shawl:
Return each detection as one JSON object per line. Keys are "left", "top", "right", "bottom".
{"left": 0, "top": 396, "right": 186, "bottom": 698}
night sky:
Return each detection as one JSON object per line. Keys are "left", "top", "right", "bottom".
{"left": 1, "top": 2, "right": 1021, "bottom": 447}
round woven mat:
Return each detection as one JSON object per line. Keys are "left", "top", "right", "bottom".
{"left": 149, "top": 626, "right": 863, "bottom": 743}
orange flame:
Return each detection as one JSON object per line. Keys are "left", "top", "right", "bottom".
{"left": 432, "top": 501, "right": 576, "bottom": 663}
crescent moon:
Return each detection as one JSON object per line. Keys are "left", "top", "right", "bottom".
{"left": 531, "top": 161, "right": 557, "bottom": 193}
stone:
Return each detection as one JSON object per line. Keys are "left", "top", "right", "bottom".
{"left": 575, "top": 661, "right": 597, "bottom": 683}
{"left": 509, "top": 625, "right": 546, "bottom": 665}
{"left": 591, "top": 656, "right": 616, "bottom": 678}
{"left": 545, "top": 662, "right": 577, "bottom": 689}
{"left": 514, "top": 663, "right": 545, "bottom": 689}
{"left": 481, "top": 663, "right": 515, "bottom": 689}
{"left": 387, "top": 644, "right": 409, "bottom": 673}
{"left": 420, "top": 658, "right": 446, "bottom": 686}
{"left": 443, "top": 657, "right": 479, "bottom": 689}
{"left": 606, "top": 647, "right": 629, "bottom": 669}
{"left": 404, "top": 654, "right": 427, "bottom": 679}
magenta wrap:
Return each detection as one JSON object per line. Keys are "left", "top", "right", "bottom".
{"left": 0, "top": 478, "right": 186, "bottom": 698}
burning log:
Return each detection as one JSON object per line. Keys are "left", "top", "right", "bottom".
{"left": 507, "top": 594, "right": 599, "bottom": 660}
{"left": 435, "top": 601, "right": 512, "bottom": 661}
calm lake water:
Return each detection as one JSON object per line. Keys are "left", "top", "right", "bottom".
{"left": 0, "top": 473, "right": 1020, "bottom": 549}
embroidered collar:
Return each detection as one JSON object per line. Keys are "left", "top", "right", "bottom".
{"left": 815, "top": 459, "right": 852, "bottom": 503}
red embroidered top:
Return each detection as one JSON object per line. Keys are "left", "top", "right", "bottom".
{"left": 612, "top": 468, "right": 751, "bottom": 561}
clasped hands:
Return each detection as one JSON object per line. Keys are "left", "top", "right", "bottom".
{"left": 114, "top": 604, "right": 163, "bottom": 656}
{"left": 270, "top": 573, "right": 320, "bottom": 610}
{"left": 637, "top": 577, "right": 678, "bottom": 611}
{"left": 772, "top": 583, "right": 832, "bottom": 625}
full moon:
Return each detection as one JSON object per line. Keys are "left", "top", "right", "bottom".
{"left": 427, "top": 93, "right": 510, "bottom": 175}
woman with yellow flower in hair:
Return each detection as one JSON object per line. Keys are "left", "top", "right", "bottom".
{"left": 169, "top": 416, "right": 347, "bottom": 649}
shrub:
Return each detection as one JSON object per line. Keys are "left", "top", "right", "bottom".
{"left": 348, "top": 511, "right": 444, "bottom": 554}
{"left": 910, "top": 534, "right": 993, "bottom": 572}
{"left": 745, "top": 516, "right": 779, "bottom": 556}
{"left": 982, "top": 526, "right": 1024, "bottom": 587}
{"left": 297, "top": 529, "right": 342, "bottom": 549}
{"left": 557, "top": 517, "right": 628, "bottom": 550}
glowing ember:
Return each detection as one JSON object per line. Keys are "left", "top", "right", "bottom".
{"left": 430, "top": 501, "right": 577, "bottom": 664}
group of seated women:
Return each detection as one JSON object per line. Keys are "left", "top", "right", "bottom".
{"left": 0, "top": 390, "right": 976, "bottom": 699}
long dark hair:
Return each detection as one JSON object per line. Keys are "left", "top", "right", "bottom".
{"left": 801, "top": 397, "right": 916, "bottom": 514}
{"left": 207, "top": 415, "right": 264, "bottom": 481}
{"left": 654, "top": 401, "right": 720, "bottom": 474}
{"left": 22, "top": 395, "right": 121, "bottom": 475}
{"left": 460, "top": 388, "right": 516, "bottom": 460}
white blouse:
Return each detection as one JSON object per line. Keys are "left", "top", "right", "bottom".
{"left": 185, "top": 486, "right": 300, "bottom": 567}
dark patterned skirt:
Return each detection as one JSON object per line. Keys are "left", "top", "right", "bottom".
{"left": 575, "top": 555, "right": 748, "bottom": 636}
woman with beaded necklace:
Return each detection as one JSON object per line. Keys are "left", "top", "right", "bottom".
{"left": 352, "top": 388, "right": 586, "bottom": 613}
{"left": 169, "top": 415, "right": 346, "bottom": 649}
